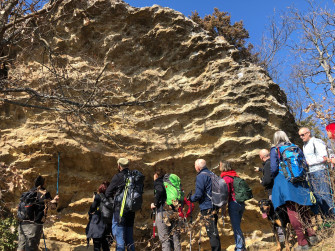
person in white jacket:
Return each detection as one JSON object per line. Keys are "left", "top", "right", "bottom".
{"left": 299, "top": 127, "right": 334, "bottom": 218}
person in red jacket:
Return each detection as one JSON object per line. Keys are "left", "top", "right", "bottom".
{"left": 220, "top": 161, "right": 246, "bottom": 251}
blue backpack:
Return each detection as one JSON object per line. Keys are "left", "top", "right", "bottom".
{"left": 277, "top": 143, "right": 307, "bottom": 183}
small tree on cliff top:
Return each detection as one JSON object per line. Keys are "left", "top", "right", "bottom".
{"left": 190, "top": 8, "right": 254, "bottom": 59}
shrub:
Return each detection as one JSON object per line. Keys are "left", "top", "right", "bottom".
{"left": 190, "top": 8, "right": 254, "bottom": 59}
{"left": 0, "top": 214, "right": 18, "bottom": 251}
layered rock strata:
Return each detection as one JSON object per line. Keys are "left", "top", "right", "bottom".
{"left": 0, "top": 0, "right": 299, "bottom": 249}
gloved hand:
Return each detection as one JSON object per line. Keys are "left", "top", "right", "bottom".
{"left": 186, "top": 190, "right": 192, "bottom": 201}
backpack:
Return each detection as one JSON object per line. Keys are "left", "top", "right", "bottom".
{"left": 99, "top": 193, "right": 114, "bottom": 224}
{"left": 227, "top": 176, "right": 253, "bottom": 203}
{"left": 277, "top": 143, "right": 307, "bottom": 183}
{"left": 119, "top": 170, "right": 145, "bottom": 217}
{"left": 163, "top": 174, "right": 184, "bottom": 208}
{"left": 202, "top": 171, "right": 228, "bottom": 207}
{"left": 17, "top": 188, "right": 38, "bottom": 221}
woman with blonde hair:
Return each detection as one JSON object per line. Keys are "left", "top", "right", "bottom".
{"left": 270, "top": 130, "right": 316, "bottom": 250}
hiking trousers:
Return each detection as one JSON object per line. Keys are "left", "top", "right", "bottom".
{"left": 17, "top": 222, "right": 43, "bottom": 251}
{"left": 200, "top": 209, "right": 221, "bottom": 251}
{"left": 156, "top": 211, "right": 181, "bottom": 251}
{"left": 286, "top": 202, "right": 315, "bottom": 247}
{"left": 93, "top": 237, "right": 110, "bottom": 251}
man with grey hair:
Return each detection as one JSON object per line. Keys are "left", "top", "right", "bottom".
{"left": 298, "top": 127, "right": 334, "bottom": 217}
{"left": 254, "top": 149, "right": 273, "bottom": 198}
{"left": 188, "top": 159, "right": 221, "bottom": 251}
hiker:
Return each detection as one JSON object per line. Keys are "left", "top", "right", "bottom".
{"left": 188, "top": 159, "right": 221, "bottom": 251}
{"left": 220, "top": 161, "right": 246, "bottom": 251}
{"left": 17, "top": 175, "right": 59, "bottom": 251}
{"left": 270, "top": 130, "right": 317, "bottom": 250}
{"left": 150, "top": 168, "right": 181, "bottom": 251}
{"left": 299, "top": 127, "right": 334, "bottom": 217}
{"left": 326, "top": 122, "right": 335, "bottom": 168}
{"left": 87, "top": 181, "right": 111, "bottom": 251}
{"left": 105, "top": 158, "right": 135, "bottom": 251}
{"left": 254, "top": 149, "right": 274, "bottom": 199}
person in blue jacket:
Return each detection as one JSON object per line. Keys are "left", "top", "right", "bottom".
{"left": 188, "top": 159, "right": 221, "bottom": 251}
{"left": 270, "top": 131, "right": 317, "bottom": 251}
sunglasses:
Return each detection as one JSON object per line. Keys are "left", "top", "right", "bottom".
{"left": 299, "top": 132, "right": 309, "bottom": 137}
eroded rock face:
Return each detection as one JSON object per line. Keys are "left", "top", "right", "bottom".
{"left": 0, "top": 0, "right": 299, "bottom": 249}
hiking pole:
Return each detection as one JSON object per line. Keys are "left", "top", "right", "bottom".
{"left": 326, "top": 168, "right": 335, "bottom": 213}
{"left": 188, "top": 190, "right": 193, "bottom": 251}
{"left": 198, "top": 226, "right": 201, "bottom": 251}
{"left": 42, "top": 229, "right": 47, "bottom": 251}
{"left": 57, "top": 152, "right": 60, "bottom": 195}
{"left": 152, "top": 209, "right": 156, "bottom": 238}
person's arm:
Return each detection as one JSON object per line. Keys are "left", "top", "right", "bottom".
{"left": 270, "top": 148, "right": 279, "bottom": 177}
{"left": 190, "top": 175, "right": 205, "bottom": 203}
{"left": 88, "top": 194, "right": 100, "bottom": 214}
{"left": 105, "top": 175, "right": 119, "bottom": 198}
{"left": 313, "top": 139, "right": 328, "bottom": 164}
{"left": 261, "top": 161, "right": 273, "bottom": 187}
{"left": 153, "top": 182, "right": 165, "bottom": 207}
{"left": 46, "top": 192, "right": 58, "bottom": 210}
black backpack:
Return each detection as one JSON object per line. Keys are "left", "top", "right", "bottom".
{"left": 117, "top": 170, "right": 145, "bottom": 217}
{"left": 17, "top": 188, "right": 38, "bottom": 221}
{"left": 99, "top": 193, "right": 114, "bottom": 224}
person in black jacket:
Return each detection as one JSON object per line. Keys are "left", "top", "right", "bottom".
{"left": 150, "top": 168, "right": 181, "bottom": 251}
{"left": 105, "top": 158, "right": 135, "bottom": 251}
{"left": 254, "top": 149, "right": 274, "bottom": 199}
{"left": 17, "top": 176, "right": 59, "bottom": 251}
{"left": 87, "top": 181, "right": 111, "bottom": 251}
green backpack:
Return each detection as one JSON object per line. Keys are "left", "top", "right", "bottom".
{"left": 228, "top": 176, "right": 253, "bottom": 203}
{"left": 163, "top": 174, "right": 184, "bottom": 207}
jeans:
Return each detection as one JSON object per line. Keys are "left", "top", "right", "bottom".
{"left": 308, "top": 169, "right": 335, "bottom": 217}
{"left": 228, "top": 201, "right": 245, "bottom": 251}
{"left": 200, "top": 209, "right": 221, "bottom": 251}
{"left": 112, "top": 216, "right": 135, "bottom": 251}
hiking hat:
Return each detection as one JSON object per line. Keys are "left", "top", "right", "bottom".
{"left": 35, "top": 175, "right": 45, "bottom": 187}
{"left": 117, "top": 158, "right": 129, "bottom": 167}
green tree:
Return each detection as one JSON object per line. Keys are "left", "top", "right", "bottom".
{"left": 190, "top": 8, "right": 253, "bottom": 59}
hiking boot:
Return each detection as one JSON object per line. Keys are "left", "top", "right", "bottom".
{"left": 294, "top": 245, "right": 309, "bottom": 251}
{"left": 308, "top": 235, "right": 318, "bottom": 246}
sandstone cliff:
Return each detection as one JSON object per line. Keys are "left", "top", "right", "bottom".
{"left": 0, "top": 0, "right": 299, "bottom": 250}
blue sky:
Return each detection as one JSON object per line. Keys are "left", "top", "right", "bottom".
{"left": 126, "top": 0, "right": 333, "bottom": 47}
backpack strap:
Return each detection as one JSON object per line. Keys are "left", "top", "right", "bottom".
{"left": 199, "top": 172, "right": 213, "bottom": 202}
{"left": 276, "top": 147, "right": 281, "bottom": 160}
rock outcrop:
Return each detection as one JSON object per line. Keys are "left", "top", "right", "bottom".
{"left": 0, "top": 0, "right": 299, "bottom": 250}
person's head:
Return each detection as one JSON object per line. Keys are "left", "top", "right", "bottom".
{"left": 34, "top": 175, "right": 45, "bottom": 188}
{"left": 219, "top": 160, "right": 232, "bottom": 172}
{"left": 273, "top": 130, "right": 291, "bottom": 146}
{"left": 259, "top": 149, "right": 270, "bottom": 162}
{"left": 153, "top": 167, "right": 166, "bottom": 180}
{"left": 194, "top": 159, "right": 206, "bottom": 173}
{"left": 298, "top": 127, "right": 311, "bottom": 143}
{"left": 117, "top": 158, "right": 129, "bottom": 171}
{"left": 326, "top": 122, "right": 335, "bottom": 139}
{"left": 98, "top": 181, "right": 110, "bottom": 194}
